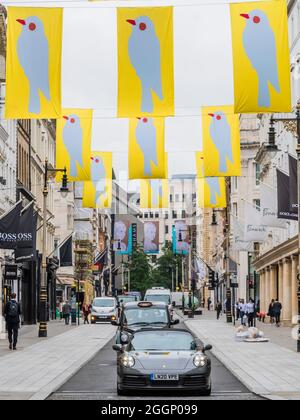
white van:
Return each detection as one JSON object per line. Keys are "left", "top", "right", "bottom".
{"left": 91, "top": 297, "right": 118, "bottom": 324}
{"left": 144, "top": 287, "right": 173, "bottom": 318}
{"left": 171, "top": 291, "right": 183, "bottom": 308}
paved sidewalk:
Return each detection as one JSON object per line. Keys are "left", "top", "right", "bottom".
{"left": 185, "top": 314, "right": 300, "bottom": 400}
{"left": 0, "top": 320, "right": 78, "bottom": 358}
{"left": 0, "top": 324, "right": 116, "bottom": 400}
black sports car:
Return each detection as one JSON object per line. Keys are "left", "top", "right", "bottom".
{"left": 113, "top": 328, "right": 212, "bottom": 396}
{"left": 112, "top": 301, "right": 179, "bottom": 344}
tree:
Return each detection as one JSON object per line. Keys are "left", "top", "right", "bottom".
{"left": 124, "top": 246, "right": 153, "bottom": 294}
{"left": 151, "top": 241, "right": 183, "bottom": 289}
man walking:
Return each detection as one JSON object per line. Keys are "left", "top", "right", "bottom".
{"left": 207, "top": 297, "right": 211, "bottom": 311}
{"left": 62, "top": 301, "right": 71, "bottom": 325}
{"left": 4, "top": 293, "right": 21, "bottom": 350}
{"left": 272, "top": 299, "right": 282, "bottom": 327}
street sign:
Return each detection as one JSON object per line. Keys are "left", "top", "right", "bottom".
{"left": 4, "top": 265, "right": 18, "bottom": 280}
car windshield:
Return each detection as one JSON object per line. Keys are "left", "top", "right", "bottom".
{"left": 145, "top": 295, "right": 170, "bottom": 304}
{"left": 130, "top": 331, "right": 196, "bottom": 351}
{"left": 123, "top": 307, "right": 168, "bottom": 326}
{"left": 93, "top": 299, "right": 115, "bottom": 308}
{"left": 118, "top": 296, "right": 137, "bottom": 304}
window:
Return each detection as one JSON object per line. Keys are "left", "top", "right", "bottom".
{"left": 233, "top": 203, "right": 238, "bottom": 217}
{"left": 182, "top": 210, "right": 186, "bottom": 219}
{"left": 165, "top": 225, "right": 169, "bottom": 234}
{"left": 253, "top": 199, "right": 260, "bottom": 210}
{"left": 255, "top": 163, "right": 261, "bottom": 185}
{"left": 164, "top": 212, "right": 169, "bottom": 219}
{"left": 175, "top": 194, "right": 180, "bottom": 203}
{"left": 155, "top": 212, "right": 159, "bottom": 218}
{"left": 182, "top": 194, "right": 185, "bottom": 202}
{"left": 172, "top": 210, "right": 177, "bottom": 219}
{"left": 144, "top": 213, "right": 148, "bottom": 219}
{"left": 233, "top": 177, "right": 238, "bottom": 190}
{"left": 149, "top": 212, "right": 154, "bottom": 218}
{"left": 170, "top": 194, "right": 173, "bottom": 203}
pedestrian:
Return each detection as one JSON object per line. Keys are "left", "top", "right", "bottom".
{"left": 239, "top": 299, "right": 246, "bottom": 326}
{"left": 62, "top": 301, "right": 71, "bottom": 325}
{"left": 272, "top": 299, "right": 282, "bottom": 327}
{"left": 216, "top": 301, "right": 222, "bottom": 320}
{"left": 267, "top": 299, "right": 275, "bottom": 324}
{"left": 207, "top": 297, "right": 211, "bottom": 311}
{"left": 4, "top": 293, "right": 21, "bottom": 350}
{"left": 59, "top": 300, "right": 64, "bottom": 321}
{"left": 82, "top": 303, "right": 91, "bottom": 324}
{"left": 246, "top": 298, "right": 255, "bottom": 327}
{"left": 235, "top": 301, "right": 240, "bottom": 320}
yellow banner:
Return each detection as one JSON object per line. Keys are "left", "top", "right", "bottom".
{"left": 6, "top": 7, "right": 62, "bottom": 119}
{"left": 195, "top": 151, "right": 205, "bottom": 178}
{"left": 82, "top": 152, "right": 112, "bottom": 209}
{"left": 56, "top": 109, "right": 93, "bottom": 182}
{"left": 129, "top": 117, "right": 166, "bottom": 179}
{"left": 202, "top": 106, "right": 241, "bottom": 177}
{"left": 140, "top": 179, "right": 169, "bottom": 209}
{"left": 117, "top": 7, "right": 174, "bottom": 117}
{"left": 230, "top": 0, "right": 291, "bottom": 113}
{"left": 198, "top": 177, "right": 226, "bottom": 208}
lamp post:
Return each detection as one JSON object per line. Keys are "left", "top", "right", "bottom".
{"left": 39, "top": 159, "right": 68, "bottom": 338}
{"left": 266, "top": 105, "right": 300, "bottom": 352}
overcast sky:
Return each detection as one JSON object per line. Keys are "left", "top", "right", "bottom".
{"left": 2, "top": 0, "right": 260, "bottom": 190}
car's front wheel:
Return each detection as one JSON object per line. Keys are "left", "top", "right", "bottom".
{"left": 117, "top": 384, "right": 129, "bottom": 396}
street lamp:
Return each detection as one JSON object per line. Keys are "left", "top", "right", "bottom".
{"left": 266, "top": 104, "right": 300, "bottom": 352}
{"left": 39, "top": 160, "right": 68, "bottom": 338}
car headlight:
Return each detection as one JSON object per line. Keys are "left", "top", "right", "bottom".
{"left": 193, "top": 354, "right": 207, "bottom": 367}
{"left": 120, "top": 354, "right": 135, "bottom": 368}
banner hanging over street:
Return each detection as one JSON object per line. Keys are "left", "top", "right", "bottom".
{"left": 113, "top": 219, "right": 132, "bottom": 255}
{"left": 260, "top": 182, "right": 286, "bottom": 228}
{"left": 202, "top": 106, "right": 241, "bottom": 177}
{"left": 82, "top": 152, "right": 113, "bottom": 209}
{"left": 244, "top": 201, "right": 267, "bottom": 242}
{"left": 56, "top": 109, "right": 93, "bottom": 182}
{"left": 197, "top": 177, "right": 226, "bottom": 208}
{"left": 117, "top": 7, "right": 174, "bottom": 117}
{"left": 6, "top": 7, "right": 62, "bottom": 119}
{"left": 128, "top": 117, "right": 167, "bottom": 179}
{"left": 140, "top": 179, "right": 169, "bottom": 209}
{"left": 230, "top": 0, "right": 291, "bottom": 114}
{"left": 172, "top": 220, "right": 189, "bottom": 255}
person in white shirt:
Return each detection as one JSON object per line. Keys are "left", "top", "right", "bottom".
{"left": 238, "top": 300, "right": 246, "bottom": 326}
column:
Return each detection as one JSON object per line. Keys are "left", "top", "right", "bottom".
{"left": 269, "top": 265, "right": 277, "bottom": 302}
{"left": 282, "top": 257, "right": 292, "bottom": 322}
{"left": 265, "top": 267, "right": 270, "bottom": 314}
{"left": 259, "top": 269, "right": 265, "bottom": 314}
{"left": 278, "top": 260, "right": 283, "bottom": 303}
{"left": 291, "top": 255, "right": 298, "bottom": 324}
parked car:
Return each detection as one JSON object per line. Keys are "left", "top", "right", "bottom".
{"left": 91, "top": 297, "right": 118, "bottom": 324}
{"left": 117, "top": 294, "right": 140, "bottom": 305}
{"left": 113, "top": 328, "right": 212, "bottom": 396}
{"left": 112, "top": 301, "right": 179, "bottom": 344}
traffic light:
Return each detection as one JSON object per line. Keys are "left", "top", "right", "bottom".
{"left": 208, "top": 269, "right": 215, "bottom": 290}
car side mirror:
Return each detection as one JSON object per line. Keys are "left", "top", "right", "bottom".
{"left": 172, "top": 319, "right": 180, "bottom": 325}
{"left": 112, "top": 344, "right": 122, "bottom": 352}
{"left": 120, "top": 333, "right": 131, "bottom": 345}
{"left": 111, "top": 320, "right": 119, "bottom": 326}
{"left": 203, "top": 344, "right": 212, "bottom": 352}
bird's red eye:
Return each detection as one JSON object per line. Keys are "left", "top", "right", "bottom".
{"left": 95, "top": 159, "right": 99, "bottom": 163}
{"left": 143, "top": 118, "right": 148, "bottom": 123}
{"left": 29, "top": 23, "right": 36, "bottom": 31}
{"left": 139, "top": 22, "right": 147, "bottom": 31}
{"left": 253, "top": 16, "right": 260, "bottom": 24}
{"left": 70, "top": 118, "right": 75, "bottom": 124}
{"left": 216, "top": 115, "right": 222, "bottom": 120}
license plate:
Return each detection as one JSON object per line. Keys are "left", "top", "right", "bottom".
{"left": 150, "top": 373, "right": 179, "bottom": 381}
